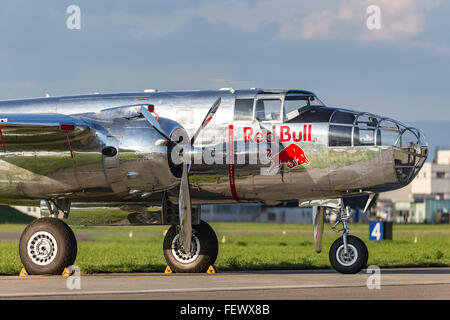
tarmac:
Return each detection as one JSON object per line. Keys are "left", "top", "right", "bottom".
{"left": 0, "top": 268, "right": 449, "bottom": 300}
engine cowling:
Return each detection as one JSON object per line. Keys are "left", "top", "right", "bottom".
{"left": 102, "top": 116, "right": 185, "bottom": 198}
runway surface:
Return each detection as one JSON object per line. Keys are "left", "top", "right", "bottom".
{"left": 0, "top": 268, "right": 449, "bottom": 300}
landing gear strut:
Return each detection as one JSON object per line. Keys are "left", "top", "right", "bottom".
{"left": 329, "top": 205, "right": 368, "bottom": 274}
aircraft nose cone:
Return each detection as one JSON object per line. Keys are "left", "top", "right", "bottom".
{"left": 392, "top": 123, "right": 428, "bottom": 184}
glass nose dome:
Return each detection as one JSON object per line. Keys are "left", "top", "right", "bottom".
{"left": 392, "top": 125, "right": 428, "bottom": 184}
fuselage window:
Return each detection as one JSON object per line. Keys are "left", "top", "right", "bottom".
{"left": 380, "top": 129, "right": 399, "bottom": 146}
{"left": 255, "top": 99, "right": 281, "bottom": 121}
{"left": 234, "top": 99, "right": 254, "bottom": 121}
{"left": 379, "top": 120, "right": 401, "bottom": 146}
{"left": 356, "top": 129, "right": 375, "bottom": 146}
{"left": 379, "top": 119, "right": 400, "bottom": 131}
{"left": 331, "top": 111, "right": 355, "bottom": 125}
{"left": 400, "top": 130, "right": 419, "bottom": 148}
{"left": 354, "top": 114, "right": 378, "bottom": 146}
{"left": 329, "top": 125, "right": 352, "bottom": 146}
{"left": 357, "top": 115, "right": 378, "bottom": 127}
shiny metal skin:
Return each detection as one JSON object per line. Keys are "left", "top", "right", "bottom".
{"left": 0, "top": 89, "right": 428, "bottom": 209}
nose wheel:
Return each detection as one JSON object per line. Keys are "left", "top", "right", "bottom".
{"left": 328, "top": 204, "right": 368, "bottom": 274}
{"left": 329, "top": 235, "right": 368, "bottom": 274}
{"left": 163, "top": 220, "right": 218, "bottom": 273}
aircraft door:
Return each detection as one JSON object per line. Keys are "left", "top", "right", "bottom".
{"left": 229, "top": 96, "right": 258, "bottom": 201}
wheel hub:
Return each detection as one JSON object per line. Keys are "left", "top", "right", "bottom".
{"left": 336, "top": 243, "right": 358, "bottom": 266}
{"left": 27, "top": 231, "right": 58, "bottom": 266}
{"left": 171, "top": 233, "right": 200, "bottom": 264}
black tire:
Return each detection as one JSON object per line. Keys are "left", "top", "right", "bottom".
{"left": 19, "top": 217, "right": 77, "bottom": 275}
{"left": 163, "top": 220, "right": 218, "bottom": 273}
{"left": 329, "top": 235, "right": 368, "bottom": 274}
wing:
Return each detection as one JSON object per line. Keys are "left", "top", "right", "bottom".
{"left": 0, "top": 113, "right": 90, "bottom": 156}
{"left": 0, "top": 113, "right": 88, "bottom": 129}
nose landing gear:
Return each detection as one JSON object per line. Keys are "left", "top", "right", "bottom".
{"left": 329, "top": 205, "right": 368, "bottom": 274}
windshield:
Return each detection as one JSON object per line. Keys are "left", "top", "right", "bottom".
{"left": 283, "top": 95, "right": 325, "bottom": 120}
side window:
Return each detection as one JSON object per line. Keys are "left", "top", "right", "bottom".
{"left": 379, "top": 119, "right": 400, "bottom": 146}
{"left": 255, "top": 99, "right": 281, "bottom": 121}
{"left": 329, "top": 125, "right": 352, "bottom": 146}
{"left": 354, "top": 114, "right": 378, "bottom": 146}
{"left": 380, "top": 129, "right": 399, "bottom": 146}
{"left": 234, "top": 99, "right": 254, "bottom": 121}
{"left": 331, "top": 111, "right": 355, "bottom": 124}
{"left": 357, "top": 129, "right": 375, "bottom": 146}
{"left": 357, "top": 115, "right": 378, "bottom": 127}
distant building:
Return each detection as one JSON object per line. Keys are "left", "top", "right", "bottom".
{"left": 378, "top": 147, "right": 450, "bottom": 223}
{"left": 411, "top": 148, "right": 450, "bottom": 200}
{"left": 201, "top": 203, "right": 312, "bottom": 223}
{"left": 11, "top": 206, "right": 41, "bottom": 218}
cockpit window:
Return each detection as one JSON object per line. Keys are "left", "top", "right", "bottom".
{"left": 234, "top": 98, "right": 254, "bottom": 121}
{"left": 287, "top": 107, "right": 335, "bottom": 123}
{"left": 284, "top": 95, "right": 324, "bottom": 121}
{"left": 255, "top": 99, "right": 281, "bottom": 121}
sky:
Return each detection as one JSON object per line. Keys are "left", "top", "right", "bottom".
{"left": 0, "top": 0, "right": 449, "bottom": 122}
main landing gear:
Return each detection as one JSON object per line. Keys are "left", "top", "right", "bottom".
{"left": 19, "top": 217, "right": 77, "bottom": 275}
{"left": 17, "top": 209, "right": 218, "bottom": 275}
{"left": 328, "top": 205, "right": 368, "bottom": 274}
{"left": 163, "top": 220, "right": 218, "bottom": 273}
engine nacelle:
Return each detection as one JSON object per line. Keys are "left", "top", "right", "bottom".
{"left": 101, "top": 116, "right": 185, "bottom": 198}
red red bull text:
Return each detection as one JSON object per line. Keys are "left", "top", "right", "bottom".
{"left": 243, "top": 124, "right": 312, "bottom": 143}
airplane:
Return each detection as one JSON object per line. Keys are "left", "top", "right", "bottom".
{"left": 0, "top": 88, "right": 428, "bottom": 275}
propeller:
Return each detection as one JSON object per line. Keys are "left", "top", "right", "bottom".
{"left": 140, "top": 98, "right": 221, "bottom": 252}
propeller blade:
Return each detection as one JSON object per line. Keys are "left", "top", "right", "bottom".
{"left": 140, "top": 106, "right": 177, "bottom": 144}
{"left": 190, "top": 97, "right": 221, "bottom": 146}
{"left": 142, "top": 98, "right": 222, "bottom": 254}
{"left": 178, "top": 97, "right": 221, "bottom": 252}
{"left": 178, "top": 161, "right": 192, "bottom": 252}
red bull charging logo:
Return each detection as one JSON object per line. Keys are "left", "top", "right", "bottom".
{"left": 266, "top": 143, "right": 310, "bottom": 175}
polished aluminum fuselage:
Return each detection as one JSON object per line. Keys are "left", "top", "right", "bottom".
{"left": 0, "top": 89, "right": 427, "bottom": 207}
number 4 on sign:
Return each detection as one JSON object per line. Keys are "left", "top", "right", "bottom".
{"left": 370, "top": 222, "right": 383, "bottom": 241}
{"left": 372, "top": 223, "right": 381, "bottom": 240}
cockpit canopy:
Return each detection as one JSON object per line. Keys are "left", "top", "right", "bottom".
{"left": 233, "top": 90, "right": 326, "bottom": 123}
